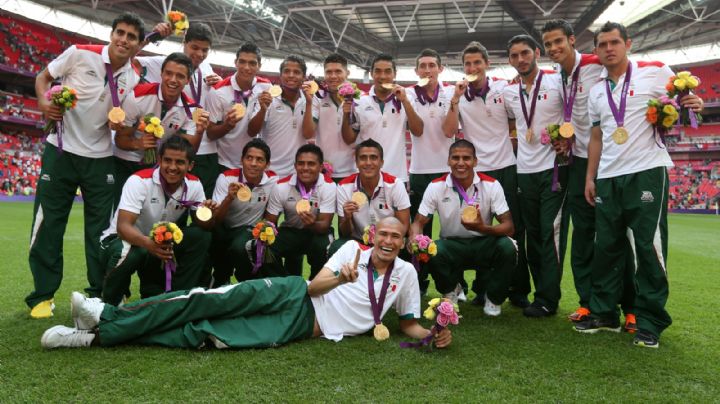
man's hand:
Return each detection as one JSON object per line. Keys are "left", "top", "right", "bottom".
{"left": 552, "top": 138, "right": 570, "bottom": 156}
{"left": 434, "top": 327, "right": 452, "bottom": 348}
{"left": 453, "top": 79, "right": 468, "bottom": 99}
{"left": 145, "top": 239, "right": 174, "bottom": 261}
{"left": 194, "top": 109, "right": 210, "bottom": 134}
{"left": 336, "top": 261, "right": 359, "bottom": 284}
{"left": 257, "top": 91, "right": 272, "bottom": 110}
{"left": 226, "top": 182, "right": 241, "bottom": 201}
{"left": 152, "top": 22, "right": 172, "bottom": 38}
{"left": 108, "top": 120, "right": 125, "bottom": 132}
{"left": 460, "top": 207, "right": 485, "bottom": 232}
{"left": 223, "top": 107, "right": 242, "bottom": 129}
{"left": 141, "top": 132, "right": 157, "bottom": 150}
{"left": 202, "top": 199, "right": 218, "bottom": 210}
{"left": 204, "top": 73, "right": 222, "bottom": 86}
{"left": 585, "top": 179, "right": 596, "bottom": 207}
{"left": 298, "top": 210, "right": 317, "bottom": 227}
{"left": 342, "top": 98, "right": 353, "bottom": 114}
{"left": 679, "top": 93, "right": 704, "bottom": 113}
{"left": 40, "top": 100, "right": 63, "bottom": 122}
{"left": 342, "top": 201, "right": 359, "bottom": 218}
{"left": 393, "top": 85, "right": 407, "bottom": 102}
{"left": 302, "top": 81, "right": 314, "bottom": 101}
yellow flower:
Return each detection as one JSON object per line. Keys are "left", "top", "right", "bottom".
{"left": 260, "top": 233, "right": 267, "bottom": 242}
{"left": 428, "top": 298, "right": 441, "bottom": 307}
{"left": 145, "top": 123, "right": 155, "bottom": 133}
{"left": 173, "top": 229, "right": 183, "bottom": 244}
{"left": 423, "top": 307, "right": 436, "bottom": 321}
{"left": 677, "top": 71, "right": 691, "bottom": 79}
{"left": 168, "top": 222, "right": 178, "bottom": 232}
{"left": 662, "top": 116, "right": 676, "bottom": 128}
{"left": 428, "top": 242, "right": 437, "bottom": 256}
{"left": 662, "top": 104, "right": 677, "bottom": 116}
{"left": 686, "top": 76, "right": 699, "bottom": 89}
{"left": 673, "top": 79, "right": 687, "bottom": 91}
{"left": 154, "top": 126, "right": 165, "bottom": 138}
{"left": 362, "top": 234, "right": 369, "bottom": 244}
{"left": 150, "top": 117, "right": 161, "bottom": 126}
{"left": 265, "top": 227, "right": 274, "bottom": 236}
{"left": 266, "top": 235, "right": 275, "bottom": 245}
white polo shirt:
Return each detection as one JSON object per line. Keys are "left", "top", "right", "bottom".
{"left": 558, "top": 51, "right": 604, "bottom": 159}
{"left": 352, "top": 86, "right": 409, "bottom": 182}
{"left": 336, "top": 172, "right": 411, "bottom": 240}
{"left": 266, "top": 172, "right": 336, "bottom": 229}
{"left": 137, "top": 56, "right": 217, "bottom": 155}
{"left": 458, "top": 77, "right": 516, "bottom": 171}
{"left": 207, "top": 75, "right": 272, "bottom": 169}
{"left": 588, "top": 60, "right": 674, "bottom": 179}
{"left": 114, "top": 82, "right": 196, "bottom": 162}
{"left": 256, "top": 95, "right": 309, "bottom": 177}
{"left": 101, "top": 168, "right": 205, "bottom": 240}
{"left": 46, "top": 44, "right": 139, "bottom": 158}
{"left": 212, "top": 168, "right": 278, "bottom": 228}
{"left": 312, "top": 240, "right": 420, "bottom": 342}
{"left": 504, "top": 71, "right": 564, "bottom": 174}
{"left": 312, "top": 93, "right": 357, "bottom": 179}
{"left": 418, "top": 172, "right": 509, "bottom": 238}
{"left": 408, "top": 82, "right": 454, "bottom": 174}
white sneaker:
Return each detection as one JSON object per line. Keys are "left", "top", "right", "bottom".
{"left": 455, "top": 284, "right": 468, "bottom": 302}
{"left": 70, "top": 292, "right": 104, "bottom": 330}
{"left": 41, "top": 325, "right": 94, "bottom": 349}
{"left": 443, "top": 291, "right": 459, "bottom": 305}
{"left": 483, "top": 293, "right": 502, "bottom": 317}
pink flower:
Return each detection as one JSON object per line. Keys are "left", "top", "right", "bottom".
{"left": 436, "top": 313, "right": 450, "bottom": 327}
{"left": 338, "top": 82, "right": 355, "bottom": 96}
{"left": 437, "top": 301, "right": 455, "bottom": 316}
{"left": 417, "top": 237, "right": 430, "bottom": 250}
{"left": 540, "top": 130, "right": 551, "bottom": 145}
{"left": 449, "top": 311, "right": 459, "bottom": 325}
{"left": 44, "top": 85, "right": 63, "bottom": 100}
{"left": 659, "top": 95, "right": 671, "bottom": 105}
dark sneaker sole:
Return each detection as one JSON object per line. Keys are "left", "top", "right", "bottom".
{"left": 574, "top": 325, "right": 621, "bottom": 334}
{"left": 633, "top": 339, "right": 659, "bottom": 349}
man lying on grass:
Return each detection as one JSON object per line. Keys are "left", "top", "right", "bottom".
{"left": 41, "top": 217, "right": 452, "bottom": 349}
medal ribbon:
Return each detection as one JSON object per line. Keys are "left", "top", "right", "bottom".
{"left": 414, "top": 83, "right": 440, "bottom": 106}
{"left": 464, "top": 78, "right": 490, "bottom": 102}
{"left": 375, "top": 93, "right": 402, "bottom": 113}
{"left": 562, "top": 64, "right": 581, "bottom": 123}
{"left": 356, "top": 176, "right": 383, "bottom": 201}
{"left": 234, "top": 85, "right": 255, "bottom": 106}
{"left": 314, "top": 83, "right": 330, "bottom": 99}
{"left": 189, "top": 69, "right": 202, "bottom": 108}
{"left": 519, "top": 70, "right": 544, "bottom": 131}
{"left": 605, "top": 62, "right": 633, "bottom": 129}
{"left": 367, "top": 257, "right": 395, "bottom": 326}
{"left": 105, "top": 64, "right": 121, "bottom": 108}
{"left": 296, "top": 179, "right": 316, "bottom": 201}
{"left": 159, "top": 171, "right": 201, "bottom": 208}
{"left": 450, "top": 175, "right": 478, "bottom": 206}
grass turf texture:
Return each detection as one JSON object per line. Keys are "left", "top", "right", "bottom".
{"left": 0, "top": 201, "right": 718, "bottom": 401}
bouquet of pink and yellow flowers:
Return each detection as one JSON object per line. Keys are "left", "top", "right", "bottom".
{"left": 400, "top": 298, "right": 460, "bottom": 351}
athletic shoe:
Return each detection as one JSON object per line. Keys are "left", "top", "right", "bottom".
{"left": 483, "top": 294, "right": 501, "bottom": 317}
{"left": 568, "top": 307, "right": 591, "bottom": 322}
{"left": 509, "top": 295, "right": 531, "bottom": 309}
{"left": 70, "top": 292, "right": 104, "bottom": 330}
{"left": 624, "top": 313, "right": 638, "bottom": 334}
{"left": 443, "top": 290, "right": 459, "bottom": 305}
{"left": 574, "top": 317, "right": 621, "bottom": 334}
{"left": 522, "top": 302, "right": 556, "bottom": 318}
{"left": 455, "top": 284, "right": 468, "bottom": 302}
{"left": 633, "top": 330, "right": 659, "bottom": 349}
{"left": 30, "top": 299, "right": 55, "bottom": 319}
{"left": 41, "top": 326, "right": 94, "bottom": 349}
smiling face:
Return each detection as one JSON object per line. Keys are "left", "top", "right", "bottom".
{"left": 295, "top": 151, "right": 321, "bottom": 185}
{"left": 508, "top": 42, "right": 540, "bottom": 77}
{"left": 448, "top": 146, "right": 477, "bottom": 181}
{"left": 324, "top": 62, "right": 347, "bottom": 93}
{"left": 241, "top": 147, "right": 268, "bottom": 183}
{"left": 372, "top": 60, "right": 396, "bottom": 96}
{"left": 280, "top": 61, "right": 304, "bottom": 91}
{"left": 415, "top": 56, "right": 443, "bottom": 86}
{"left": 355, "top": 146, "right": 383, "bottom": 181}
{"left": 372, "top": 219, "right": 405, "bottom": 264}
{"left": 542, "top": 29, "right": 575, "bottom": 66}
{"left": 462, "top": 52, "right": 489, "bottom": 81}
{"left": 183, "top": 39, "right": 210, "bottom": 69}
{"left": 594, "top": 29, "right": 631, "bottom": 70}
{"left": 235, "top": 51, "right": 260, "bottom": 86}
{"left": 108, "top": 22, "right": 140, "bottom": 64}
{"left": 159, "top": 148, "right": 192, "bottom": 187}
{"left": 160, "top": 61, "right": 190, "bottom": 102}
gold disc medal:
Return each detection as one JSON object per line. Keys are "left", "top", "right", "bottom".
{"left": 196, "top": 206, "right": 212, "bottom": 222}
{"left": 269, "top": 85, "right": 283, "bottom": 97}
{"left": 192, "top": 108, "right": 204, "bottom": 124}
{"left": 525, "top": 127, "right": 534, "bottom": 143}
{"left": 465, "top": 74, "right": 478, "bottom": 82}
{"left": 373, "top": 323, "right": 390, "bottom": 341}
{"left": 236, "top": 185, "right": 252, "bottom": 202}
{"left": 417, "top": 78, "right": 429, "bottom": 87}
{"left": 307, "top": 81, "right": 319, "bottom": 95}
{"left": 295, "top": 199, "right": 311, "bottom": 214}
{"left": 461, "top": 206, "right": 478, "bottom": 222}
{"left": 612, "top": 127, "right": 629, "bottom": 145}
{"left": 232, "top": 103, "right": 246, "bottom": 119}
{"left": 559, "top": 122, "right": 575, "bottom": 138}
{"left": 108, "top": 107, "right": 125, "bottom": 124}
{"left": 351, "top": 191, "right": 368, "bottom": 206}
{"left": 381, "top": 83, "right": 395, "bottom": 90}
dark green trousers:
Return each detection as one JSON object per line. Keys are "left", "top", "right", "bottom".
{"left": 409, "top": 173, "right": 444, "bottom": 293}
{"left": 98, "top": 276, "right": 315, "bottom": 348}
{"left": 101, "top": 225, "right": 211, "bottom": 305}
{"left": 189, "top": 153, "right": 219, "bottom": 199}
{"left": 590, "top": 167, "right": 671, "bottom": 337}
{"left": 26, "top": 144, "right": 116, "bottom": 307}
{"left": 517, "top": 167, "right": 569, "bottom": 311}
{"left": 267, "top": 227, "right": 332, "bottom": 279}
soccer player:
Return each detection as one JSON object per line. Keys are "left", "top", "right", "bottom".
{"left": 410, "top": 140, "right": 517, "bottom": 316}
{"left": 346, "top": 54, "right": 424, "bottom": 183}
{"left": 27, "top": 13, "right": 145, "bottom": 318}
{"left": 210, "top": 139, "right": 277, "bottom": 285}
{"left": 41, "top": 218, "right": 452, "bottom": 350}
{"left": 302, "top": 53, "right": 357, "bottom": 181}
{"left": 330, "top": 139, "right": 411, "bottom": 256}
{"left": 443, "top": 41, "right": 530, "bottom": 308}
{"left": 574, "top": 22, "right": 703, "bottom": 348}
{"left": 100, "top": 136, "right": 215, "bottom": 306}
{"left": 205, "top": 43, "right": 272, "bottom": 172}
{"left": 248, "top": 55, "right": 312, "bottom": 177}
{"left": 135, "top": 22, "right": 222, "bottom": 198}
{"left": 503, "top": 35, "right": 569, "bottom": 318}
{"left": 264, "top": 144, "right": 336, "bottom": 279}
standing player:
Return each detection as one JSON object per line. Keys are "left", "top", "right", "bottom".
{"left": 346, "top": 54, "right": 424, "bottom": 183}
{"left": 28, "top": 13, "right": 144, "bottom": 318}
{"left": 503, "top": 35, "right": 569, "bottom": 318}
{"left": 575, "top": 22, "right": 703, "bottom": 348}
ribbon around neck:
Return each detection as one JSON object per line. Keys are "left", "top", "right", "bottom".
{"left": 464, "top": 78, "right": 490, "bottom": 102}
{"left": 519, "top": 70, "right": 544, "bottom": 132}
{"left": 366, "top": 256, "right": 395, "bottom": 326}
{"left": 605, "top": 62, "right": 633, "bottom": 129}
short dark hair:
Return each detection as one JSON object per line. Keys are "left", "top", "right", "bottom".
{"left": 355, "top": 138, "right": 384, "bottom": 160}
{"left": 159, "top": 135, "right": 195, "bottom": 162}
{"left": 280, "top": 54, "right": 307, "bottom": 76}
{"left": 111, "top": 12, "right": 145, "bottom": 40}
{"left": 415, "top": 48, "right": 441, "bottom": 69}
{"left": 541, "top": 19, "right": 574, "bottom": 37}
{"left": 507, "top": 35, "right": 539, "bottom": 54}
{"left": 295, "top": 143, "right": 323, "bottom": 164}
{"left": 593, "top": 21, "right": 629, "bottom": 46}
{"left": 449, "top": 139, "right": 476, "bottom": 157}
{"left": 371, "top": 53, "right": 396, "bottom": 73}
{"left": 236, "top": 43, "right": 262, "bottom": 64}
{"left": 461, "top": 41, "right": 490, "bottom": 64}
{"left": 324, "top": 53, "right": 348, "bottom": 68}
{"left": 161, "top": 52, "right": 194, "bottom": 78}
{"left": 184, "top": 22, "right": 213, "bottom": 46}
{"left": 242, "top": 138, "right": 271, "bottom": 162}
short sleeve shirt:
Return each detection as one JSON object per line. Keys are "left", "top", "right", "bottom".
{"left": 312, "top": 93, "right": 357, "bottom": 179}
{"left": 408, "top": 83, "right": 454, "bottom": 174}
{"left": 257, "top": 95, "right": 309, "bottom": 177}
{"left": 266, "top": 172, "right": 336, "bottom": 229}
{"left": 212, "top": 168, "right": 278, "bottom": 228}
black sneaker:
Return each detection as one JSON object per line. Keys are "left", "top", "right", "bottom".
{"left": 522, "top": 302, "right": 556, "bottom": 318}
{"left": 633, "top": 330, "right": 659, "bottom": 349}
{"left": 574, "top": 317, "right": 621, "bottom": 334}
{"left": 510, "top": 296, "right": 531, "bottom": 309}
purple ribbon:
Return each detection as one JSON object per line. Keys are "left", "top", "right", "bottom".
{"left": 414, "top": 83, "right": 439, "bottom": 106}
{"left": 159, "top": 171, "right": 201, "bottom": 208}
{"left": 296, "top": 179, "right": 316, "bottom": 201}
{"left": 676, "top": 90, "right": 699, "bottom": 129}
{"left": 189, "top": 69, "right": 202, "bottom": 108}
{"left": 234, "top": 84, "right": 254, "bottom": 105}
{"left": 519, "top": 70, "right": 544, "bottom": 133}
{"left": 355, "top": 175, "right": 383, "bottom": 201}
{"left": 561, "top": 64, "right": 581, "bottom": 123}
{"left": 605, "top": 62, "right": 633, "bottom": 130}
{"left": 400, "top": 324, "right": 444, "bottom": 349}
{"left": 145, "top": 31, "right": 162, "bottom": 43}
{"left": 55, "top": 120, "right": 63, "bottom": 154}
{"left": 367, "top": 256, "right": 395, "bottom": 326}
{"left": 164, "top": 258, "right": 176, "bottom": 292}
{"left": 252, "top": 240, "right": 265, "bottom": 275}
{"left": 464, "top": 78, "right": 490, "bottom": 102}
{"left": 104, "top": 63, "right": 121, "bottom": 108}
{"left": 411, "top": 255, "right": 420, "bottom": 272}
{"left": 314, "top": 83, "right": 330, "bottom": 99}
{"left": 375, "top": 92, "right": 402, "bottom": 113}
{"left": 450, "top": 175, "right": 477, "bottom": 206}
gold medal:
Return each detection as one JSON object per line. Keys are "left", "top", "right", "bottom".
{"left": 269, "top": 85, "right": 283, "bottom": 97}
{"left": 612, "top": 127, "right": 629, "bottom": 145}
{"left": 381, "top": 83, "right": 395, "bottom": 90}
{"left": 236, "top": 185, "right": 252, "bottom": 202}
{"left": 192, "top": 108, "right": 205, "bottom": 124}
{"left": 108, "top": 107, "right": 125, "bottom": 124}
{"left": 525, "top": 127, "right": 534, "bottom": 143}
{"left": 351, "top": 191, "right": 368, "bottom": 206}
{"left": 295, "top": 199, "right": 311, "bottom": 214}
{"left": 373, "top": 323, "right": 390, "bottom": 341}
{"left": 417, "top": 78, "right": 429, "bottom": 87}
{"left": 307, "top": 80, "right": 319, "bottom": 95}
{"left": 232, "top": 103, "right": 246, "bottom": 119}
{"left": 461, "top": 206, "right": 478, "bottom": 222}
{"left": 559, "top": 122, "right": 574, "bottom": 138}
{"left": 195, "top": 206, "right": 212, "bottom": 222}
{"left": 465, "top": 74, "right": 478, "bottom": 82}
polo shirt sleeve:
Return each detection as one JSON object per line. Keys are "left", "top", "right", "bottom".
{"left": 391, "top": 183, "right": 411, "bottom": 211}
{"left": 266, "top": 184, "right": 285, "bottom": 216}
{"left": 47, "top": 45, "right": 77, "bottom": 80}
{"left": 336, "top": 183, "right": 351, "bottom": 217}
{"left": 325, "top": 238, "right": 356, "bottom": 270}
{"left": 118, "top": 174, "right": 146, "bottom": 215}
{"left": 587, "top": 86, "right": 600, "bottom": 125}
{"left": 503, "top": 87, "right": 516, "bottom": 119}
{"left": 311, "top": 95, "right": 320, "bottom": 122}
{"left": 121, "top": 93, "right": 141, "bottom": 127}
{"left": 489, "top": 181, "right": 509, "bottom": 216}
{"left": 206, "top": 88, "right": 226, "bottom": 124}
{"left": 393, "top": 266, "right": 421, "bottom": 319}
{"left": 212, "top": 172, "right": 229, "bottom": 203}
{"left": 319, "top": 182, "right": 337, "bottom": 214}
{"left": 653, "top": 66, "right": 676, "bottom": 97}
{"left": 136, "top": 56, "right": 162, "bottom": 82}
{"left": 417, "top": 182, "right": 438, "bottom": 217}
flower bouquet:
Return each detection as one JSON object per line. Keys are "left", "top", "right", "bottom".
{"left": 250, "top": 220, "right": 278, "bottom": 274}
{"left": 665, "top": 71, "right": 702, "bottom": 128}
{"left": 409, "top": 234, "right": 437, "bottom": 271}
{"left": 43, "top": 85, "right": 78, "bottom": 151}
{"left": 362, "top": 224, "right": 376, "bottom": 246}
{"left": 400, "top": 298, "right": 460, "bottom": 351}
{"left": 167, "top": 11, "right": 190, "bottom": 36}
{"left": 322, "top": 161, "right": 334, "bottom": 177}
{"left": 646, "top": 96, "right": 679, "bottom": 146}
{"left": 138, "top": 114, "right": 165, "bottom": 164}
{"left": 149, "top": 221, "right": 183, "bottom": 292}
{"left": 338, "top": 81, "right": 361, "bottom": 122}
{"left": 542, "top": 123, "right": 571, "bottom": 192}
